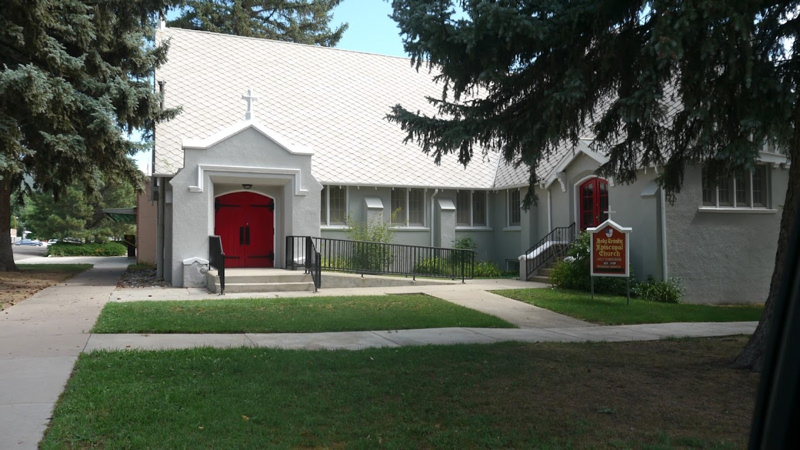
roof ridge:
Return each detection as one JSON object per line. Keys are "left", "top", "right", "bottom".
{"left": 160, "top": 26, "right": 415, "bottom": 62}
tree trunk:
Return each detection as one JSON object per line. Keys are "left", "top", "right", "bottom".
{"left": 732, "top": 138, "right": 800, "bottom": 371}
{"left": 0, "top": 175, "right": 19, "bottom": 272}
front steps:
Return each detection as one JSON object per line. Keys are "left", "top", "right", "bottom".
{"left": 527, "top": 261, "right": 559, "bottom": 284}
{"left": 206, "top": 268, "right": 458, "bottom": 294}
{"left": 207, "top": 269, "right": 315, "bottom": 294}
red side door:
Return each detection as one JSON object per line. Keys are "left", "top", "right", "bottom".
{"left": 214, "top": 192, "right": 274, "bottom": 268}
{"left": 579, "top": 178, "right": 609, "bottom": 231}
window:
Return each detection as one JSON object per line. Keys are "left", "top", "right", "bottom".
{"left": 702, "top": 165, "right": 768, "bottom": 208}
{"left": 320, "top": 185, "right": 347, "bottom": 225}
{"left": 456, "top": 190, "right": 488, "bottom": 227}
{"left": 508, "top": 189, "right": 521, "bottom": 226}
{"left": 391, "top": 188, "right": 425, "bottom": 226}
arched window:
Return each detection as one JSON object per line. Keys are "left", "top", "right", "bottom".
{"left": 579, "top": 178, "right": 609, "bottom": 230}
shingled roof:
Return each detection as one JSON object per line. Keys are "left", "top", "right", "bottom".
{"left": 154, "top": 27, "right": 549, "bottom": 190}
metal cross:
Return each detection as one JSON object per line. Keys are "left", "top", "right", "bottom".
{"left": 604, "top": 209, "right": 616, "bottom": 221}
{"left": 242, "top": 89, "right": 258, "bottom": 120}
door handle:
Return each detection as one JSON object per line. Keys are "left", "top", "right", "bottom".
{"left": 246, "top": 226, "right": 250, "bottom": 245}
{"left": 239, "top": 227, "right": 244, "bottom": 245}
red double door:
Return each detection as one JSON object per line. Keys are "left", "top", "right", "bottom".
{"left": 214, "top": 192, "right": 274, "bottom": 268}
{"left": 579, "top": 178, "right": 609, "bottom": 230}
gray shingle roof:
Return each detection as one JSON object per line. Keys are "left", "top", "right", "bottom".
{"left": 155, "top": 27, "right": 506, "bottom": 189}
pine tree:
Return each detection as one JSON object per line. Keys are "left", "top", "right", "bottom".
{"left": 21, "top": 174, "right": 136, "bottom": 242}
{"left": 168, "top": 0, "right": 348, "bottom": 46}
{"left": 0, "top": 0, "right": 181, "bottom": 271}
{"left": 388, "top": 0, "right": 800, "bottom": 371}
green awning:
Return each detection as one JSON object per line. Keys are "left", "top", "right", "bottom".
{"left": 103, "top": 208, "right": 136, "bottom": 224}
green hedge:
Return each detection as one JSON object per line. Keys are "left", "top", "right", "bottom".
{"left": 48, "top": 242, "right": 127, "bottom": 257}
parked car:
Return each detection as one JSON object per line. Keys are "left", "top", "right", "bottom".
{"left": 16, "top": 239, "right": 44, "bottom": 246}
{"left": 47, "top": 239, "right": 59, "bottom": 245}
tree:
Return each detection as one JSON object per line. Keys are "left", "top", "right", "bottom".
{"left": 168, "top": 0, "right": 348, "bottom": 46}
{"left": 387, "top": 0, "right": 799, "bottom": 371}
{"left": 0, "top": 0, "right": 180, "bottom": 271}
{"left": 21, "top": 175, "right": 136, "bottom": 242}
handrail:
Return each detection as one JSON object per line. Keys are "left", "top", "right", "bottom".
{"left": 209, "top": 235, "right": 226, "bottom": 294}
{"left": 305, "top": 236, "right": 321, "bottom": 292}
{"left": 523, "top": 223, "right": 576, "bottom": 280}
{"left": 285, "top": 236, "right": 475, "bottom": 283}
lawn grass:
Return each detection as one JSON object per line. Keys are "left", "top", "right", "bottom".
{"left": 41, "top": 337, "right": 758, "bottom": 449}
{"left": 92, "top": 294, "right": 514, "bottom": 333}
{"left": 495, "top": 288, "right": 764, "bottom": 325}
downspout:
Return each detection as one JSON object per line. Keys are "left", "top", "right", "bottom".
{"left": 430, "top": 188, "right": 439, "bottom": 247}
{"left": 547, "top": 188, "right": 552, "bottom": 232}
{"left": 156, "top": 177, "right": 165, "bottom": 280}
{"left": 660, "top": 187, "right": 668, "bottom": 280}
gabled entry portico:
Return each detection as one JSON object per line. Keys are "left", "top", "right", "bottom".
{"left": 162, "top": 117, "right": 322, "bottom": 287}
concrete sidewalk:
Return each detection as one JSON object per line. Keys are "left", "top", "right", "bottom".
{"left": 1, "top": 256, "right": 130, "bottom": 450}
{"left": 85, "top": 321, "right": 757, "bottom": 352}
{"left": 1, "top": 258, "right": 758, "bottom": 449}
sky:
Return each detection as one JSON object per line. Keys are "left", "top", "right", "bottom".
{"left": 134, "top": 1, "right": 408, "bottom": 173}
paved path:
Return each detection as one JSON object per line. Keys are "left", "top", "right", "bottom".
{"left": 1, "top": 256, "right": 130, "bottom": 450}
{"left": 1, "top": 257, "right": 757, "bottom": 449}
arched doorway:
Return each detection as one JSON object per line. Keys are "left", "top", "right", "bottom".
{"left": 214, "top": 192, "right": 275, "bottom": 268}
{"left": 579, "top": 177, "right": 609, "bottom": 230}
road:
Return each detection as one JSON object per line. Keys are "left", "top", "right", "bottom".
{"left": 12, "top": 243, "right": 49, "bottom": 261}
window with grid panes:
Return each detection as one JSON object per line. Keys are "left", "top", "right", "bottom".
{"left": 702, "top": 165, "right": 769, "bottom": 208}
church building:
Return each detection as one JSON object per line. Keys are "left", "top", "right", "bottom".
{"left": 152, "top": 26, "right": 788, "bottom": 304}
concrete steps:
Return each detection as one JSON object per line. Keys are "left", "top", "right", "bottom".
{"left": 206, "top": 268, "right": 458, "bottom": 294}
{"left": 207, "top": 269, "right": 315, "bottom": 294}
{"left": 527, "top": 261, "right": 559, "bottom": 284}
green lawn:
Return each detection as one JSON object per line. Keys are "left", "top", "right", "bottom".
{"left": 41, "top": 338, "right": 757, "bottom": 449}
{"left": 92, "top": 294, "right": 514, "bottom": 333}
{"left": 495, "top": 288, "right": 763, "bottom": 325}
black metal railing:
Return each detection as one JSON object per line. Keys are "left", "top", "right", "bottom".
{"left": 209, "top": 235, "right": 226, "bottom": 294}
{"left": 524, "top": 223, "right": 576, "bottom": 280}
{"left": 286, "top": 236, "right": 475, "bottom": 283}
{"left": 305, "top": 236, "right": 321, "bottom": 292}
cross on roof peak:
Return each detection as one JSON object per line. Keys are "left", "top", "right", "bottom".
{"left": 242, "top": 88, "right": 258, "bottom": 120}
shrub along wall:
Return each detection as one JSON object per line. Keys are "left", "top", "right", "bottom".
{"left": 48, "top": 242, "right": 127, "bottom": 257}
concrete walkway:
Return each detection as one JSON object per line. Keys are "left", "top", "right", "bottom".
{"left": 1, "top": 257, "right": 758, "bottom": 449}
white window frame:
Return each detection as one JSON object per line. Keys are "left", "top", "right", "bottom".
{"left": 456, "top": 190, "right": 489, "bottom": 228}
{"left": 701, "top": 165, "right": 771, "bottom": 210}
{"left": 391, "top": 188, "right": 426, "bottom": 227}
{"left": 321, "top": 185, "right": 348, "bottom": 227}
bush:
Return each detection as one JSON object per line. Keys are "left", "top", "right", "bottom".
{"left": 473, "top": 261, "right": 502, "bottom": 278}
{"left": 415, "top": 257, "right": 453, "bottom": 276}
{"left": 548, "top": 232, "right": 631, "bottom": 296}
{"left": 48, "top": 242, "right": 127, "bottom": 257}
{"left": 633, "top": 277, "right": 683, "bottom": 303}
{"left": 344, "top": 213, "right": 396, "bottom": 272}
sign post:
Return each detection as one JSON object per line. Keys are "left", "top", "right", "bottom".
{"left": 587, "top": 219, "right": 632, "bottom": 304}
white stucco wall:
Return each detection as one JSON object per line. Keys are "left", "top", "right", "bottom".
{"left": 167, "top": 124, "right": 321, "bottom": 287}
{"left": 666, "top": 165, "right": 788, "bottom": 304}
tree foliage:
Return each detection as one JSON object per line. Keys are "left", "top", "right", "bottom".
{"left": 20, "top": 175, "right": 136, "bottom": 242}
{"left": 388, "top": 0, "right": 800, "bottom": 371}
{"left": 168, "top": 0, "right": 348, "bottom": 46}
{"left": 0, "top": 0, "right": 181, "bottom": 271}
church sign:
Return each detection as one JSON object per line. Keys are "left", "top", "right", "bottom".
{"left": 588, "top": 219, "right": 631, "bottom": 278}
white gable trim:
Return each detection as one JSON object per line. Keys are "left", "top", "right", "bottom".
{"left": 182, "top": 120, "right": 314, "bottom": 155}
{"left": 543, "top": 141, "right": 608, "bottom": 191}
{"left": 188, "top": 164, "right": 309, "bottom": 196}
